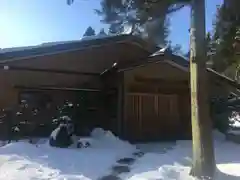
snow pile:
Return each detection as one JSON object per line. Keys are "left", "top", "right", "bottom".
{"left": 90, "top": 128, "right": 134, "bottom": 150}
{"left": 90, "top": 127, "right": 106, "bottom": 138}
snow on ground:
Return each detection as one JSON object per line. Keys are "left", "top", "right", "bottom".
{"left": 0, "top": 129, "right": 240, "bottom": 180}
{"left": 0, "top": 128, "right": 135, "bottom": 180}
{"left": 121, "top": 131, "right": 240, "bottom": 180}
{"left": 228, "top": 129, "right": 240, "bottom": 135}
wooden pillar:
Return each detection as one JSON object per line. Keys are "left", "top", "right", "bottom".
{"left": 190, "top": 0, "right": 216, "bottom": 178}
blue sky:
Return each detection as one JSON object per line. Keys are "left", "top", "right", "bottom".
{"left": 0, "top": 0, "right": 223, "bottom": 51}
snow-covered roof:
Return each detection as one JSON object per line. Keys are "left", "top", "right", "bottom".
{"left": 0, "top": 45, "right": 42, "bottom": 53}
{"left": 0, "top": 34, "right": 154, "bottom": 62}
{"left": 0, "top": 34, "right": 112, "bottom": 54}
{"left": 109, "top": 51, "right": 189, "bottom": 73}
{"left": 148, "top": 49, "right": 189, "bottom": 68}
{"left": 149, "top": 47, "right": 168, "bottom": 57}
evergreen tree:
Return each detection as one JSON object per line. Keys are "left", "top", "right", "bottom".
{"left": 210, "top": 0, "right": 240, "bottom": 81}
{"left": 168, "top": 43, "right": 183, "bottom": 54}
{"left": 83, "top": 26, "right": 96, "bottom": 37}
{"left": 98, "top": 28, "right": 107, "bottom": 36}
{"left": 108, "top": 24, "right": 123, "bottom": 35}
{"left": 95, "top": 0, "right": 189, "bottom": 46}
{"left": 234, "top": 27, "right": 240, "bottom": 54}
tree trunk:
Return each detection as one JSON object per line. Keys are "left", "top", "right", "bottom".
{"left": 189, "top": 0, "right": 216, "bottom": 179}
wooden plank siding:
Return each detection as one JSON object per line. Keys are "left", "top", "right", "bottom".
{"left": 117, "top": 72, "right": 124, "bottom": 136}
{"left": 124, "top": 93, "right": 181, "bottom": 142}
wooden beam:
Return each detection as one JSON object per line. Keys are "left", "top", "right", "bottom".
{"left": 129, "top": 82, "right": 189, "bottom": 92}
{"left": 14, "top": 85, "right": 101, "bottom": 92}
{"left": 0, "top": 65, "right": 100, "bottom": 76}
{"left": 127, "top": 92, "right": 179, "bottom": 96}
{"left": 134, "top": 76, "right": 189, "bottom": 85}
{"left": 207, "top": 68, "right": 240, "bottom": 90}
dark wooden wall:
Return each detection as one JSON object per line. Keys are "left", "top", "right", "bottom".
{"left": 124, "top": 93, "right": 184, "bottom": 141}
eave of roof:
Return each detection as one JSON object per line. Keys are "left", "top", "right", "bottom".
{"left": 117, "top": 52, "right": 189, "bottom": 72}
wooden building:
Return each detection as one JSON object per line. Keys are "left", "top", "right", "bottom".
{"left": 0, "top": 35, "right": 239, "bottom": 142}
{"left": 102, "top": 52, "right": 240, "bottom": 142}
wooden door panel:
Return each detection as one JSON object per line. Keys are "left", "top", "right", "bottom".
{"left": 125, "top": 95, "right": 137, "bottom": 141}
{"left": 141, "top": 95, "right": 157, "bottom": 140}
{"left": 157, "top": 94, "right": 180, "bottom": 138}
{"left": 125, "top": 93, "right": 180, "bottom": 141}
{"left": 125, "top": 95, "right": 142, "bottom": 141}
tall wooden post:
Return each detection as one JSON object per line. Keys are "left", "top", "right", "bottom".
{"left": 189, "top": 0, "right": 216, "bottom": 179}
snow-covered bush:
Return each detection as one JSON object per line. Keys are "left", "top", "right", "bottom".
{"left": 0, "top": 100, "right": 30, "bottom": 142}
{"left": 52, "top": 101, "right": 74, "bottom": 125}
{"left": 49, "top": 123, "right": 73, "bottom": 148}
{"left": 229, "top": 111, "right": 240, "bottom": 128}
{"left": 49, "top": 101, "right": 75, "bottom": 148}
